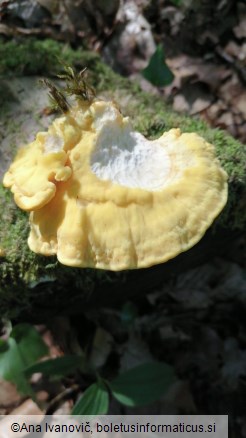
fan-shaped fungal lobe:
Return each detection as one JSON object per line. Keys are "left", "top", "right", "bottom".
{"left": 3, "top": 100, "right": 228, "bottom": 270}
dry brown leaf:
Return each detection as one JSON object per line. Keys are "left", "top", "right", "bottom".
{"left": 170, "top": 289, "right": 211, "bottom": 309}
{"left": 222, "top": 338, "right": 246, "bottom": 389}
{"left": 168, "top": 55, "right": 231, "bottom": 91}
{"left": 224, "top": 41, "right": 243, "bottom": 59}
{"left": 0, "top": 379, "right": 21, "bottom": 410}
{"left": 10, "top": 398, "right": 43, "bottom": 415}
{"left": 0, "top": 24, "right": 13, "bottom": 35}
{"left": 233, "top": 4, "right": 246, "bottom": 38}
{"left": 36, "top": 0, "right": 59, "bottom": 14}
{"left": 53, "top": 399, "right": 73, "bottom": 415}
{"left": 205, "top": 101, "right": 226, "bottom": 121}
{"left": 233, "top": 92, "right": 246, "bottom": 119}
{"left": 190, "top": 97, "right": 212, "bottom": 115}
{"left": 159, "top": 6, "right": 185, "bottom": 36}
{"left": 218, "top": 74, "right": 243, "bottom": 103}
{"left": 0, "top": 400, "right": 43, "bottom": 438}
{"left": 172, "top": 94, "right": 189, "bottom": 112}
{"left": 163, "top": 380, "right": 197, "bottom": 413}
{"left": 217, "top": 111, "right": 235, "bottom": 127}
{"left": 159, "top": 325, "right": 190, "bottom": 342}
{"left": 237, "top": 124, "right": 246, "bottom": 142}
{"left": 119, "top": 332, "right": 153, "bottom": 372}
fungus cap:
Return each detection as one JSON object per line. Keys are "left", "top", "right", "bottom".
{"left": 3, "top": 100, "right": 228, "bottom": 270}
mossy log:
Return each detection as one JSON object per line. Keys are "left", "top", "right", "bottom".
{"left": 0, "top": 39, "right": 245, "bottom": 321}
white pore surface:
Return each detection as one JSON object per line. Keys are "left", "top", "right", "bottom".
{"left": 43, "top": 134, "right": 64, "bottom": 154}
{"left": 43, "top": 117, "right": 67, "bottom": 154}
{"left": 90, "top": 105, "right": 172, "bottom": 191}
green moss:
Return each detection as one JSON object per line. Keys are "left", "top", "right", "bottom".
{"left": 0, "top": 37, "right": 245, "bottom": 320}
{"left": 0, "top": 38, "right": 83, "bottom": 76}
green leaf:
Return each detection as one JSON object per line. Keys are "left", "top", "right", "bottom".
{"left": 142, "top": 45, "right": 174, "bottom": 87}
{"left": 170, "top": 0, "right": 182, "bottom": 5}
{"left": 11, "top": 324, "right": 49, "bottom": 366}
{"left": 110, "top": 362, "right": 176, "bottom": 407}
{"left": 0, "top": 324, "right": 48, "bottom": 395}
{"left": 72, "top": 381, "right": 109, "bottom": 415}
{"left": 0, "top": 339, "right": 9, "bottom": 353}
{"left": 0, "top": 337, "right": 34, "bottom": 396}
{"left": 25, "top": 355, "right": 85, "bottom": 379}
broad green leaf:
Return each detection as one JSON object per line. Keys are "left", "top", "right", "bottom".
{"left": 170, "top": 0, "right": 182, "bottom": 5}
{"left": 72, "top": 381, "right": 109, "bottom": 415}
{"left": 0, "top": 338, "right": 34, "bottom": 395}
{"left": 11, "top": 324, "right": 48, "bottom": 367}
{"left": 25, "top": 355, "right": 85, "bottom": 379}
{"left": 110, "top": 362, "right": 176, "bottom": 407}
{"left": 0, "top": 324, "right": 48, "bottom": 395}
{"left": 142, "top": 45, "right": 174, "bottom": 87}
{"left": 0, "top": 339, "right": 9, "bottom": 353}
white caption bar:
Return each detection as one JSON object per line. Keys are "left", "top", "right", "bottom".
{"left": 0, "top": 415, "right": 228, "bottom": 438}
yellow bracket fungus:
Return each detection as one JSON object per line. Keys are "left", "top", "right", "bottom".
{"left": 3, "top": 99, "right": 228, "bottom": 271}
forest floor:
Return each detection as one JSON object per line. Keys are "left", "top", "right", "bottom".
{"left": 0, "top": 1, "right": 246, "bottom": 437}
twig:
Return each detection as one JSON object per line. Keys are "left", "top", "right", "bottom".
{"left": 45, "top": 384, "right": 80, "bottom": 414}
